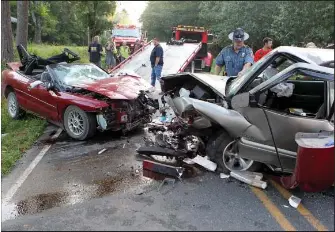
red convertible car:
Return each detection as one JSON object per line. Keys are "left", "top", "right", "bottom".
{"left": 1, "top": 45, "right": 159, "bottom": 140}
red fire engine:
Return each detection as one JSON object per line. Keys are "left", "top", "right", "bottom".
{"left": 112, "top": 24, "right": 147, "bottom": 54}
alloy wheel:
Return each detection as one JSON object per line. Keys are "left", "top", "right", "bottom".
{"left": 222, "top": 140, "right": 254, "bottom": 171}
{"left": 68, "top": 110, "right": 85, "bottom": 136}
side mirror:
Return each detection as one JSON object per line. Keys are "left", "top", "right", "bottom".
{"left": 231, "top": 92, "right": 258, "bottom": 109}
{"left": 46, "top": 82, "right": 55, "bottom": 91}
{"left": 28, "top": 80, "right": 43, "bottom": 90}
{"left": 207, "top": 34, "right": 214, "bottom": 44}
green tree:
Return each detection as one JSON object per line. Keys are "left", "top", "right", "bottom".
{"left": 16, "top": 0, "right": 29, "bottom": 49}
{"left": 30, "top": 1, "right": 57, "bottom": 44}
{"left": 113, "top": 9, "right": 132, "bottom": 25}
{"left": 140, "top": 1, "right": 203, "bottom": 41}
{"left": 75, "top": 1, "right": 117, "bottom": 43}
{"left": 1, "top": 0, "right": 14, "bottom": 62}
{"left": 199, "top": 1, "right": 280, "bottom": 51}
{"left": 270, "top": 1, "right": 334, "bottom": 47}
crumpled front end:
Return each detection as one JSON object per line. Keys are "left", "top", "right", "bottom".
{"left": 96, "top": 90, "right": 159, "bottom": 132}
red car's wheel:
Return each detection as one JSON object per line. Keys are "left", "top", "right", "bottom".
{"left": 63, "top": 105, "right": 97, "bottom": 140}
{"left": 7, "top": 91, "right": 25, "bottom": 119}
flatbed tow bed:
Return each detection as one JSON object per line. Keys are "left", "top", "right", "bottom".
{"left": 110, "top": 40, "right": 202, "bottom": 86}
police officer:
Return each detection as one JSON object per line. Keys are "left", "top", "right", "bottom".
{"left": 215, "top": 28, "right": 254, "bottom": 77}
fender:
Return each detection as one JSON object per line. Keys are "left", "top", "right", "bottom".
{"left": 191, "top": 98, "right": 267, "bottom": 141}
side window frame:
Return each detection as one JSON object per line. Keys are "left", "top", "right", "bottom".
{"left": 239, "top": 53, "right": 303, "bottom": 94}
{"left": 251, "top": 65, "right": 332, "bottom": 119}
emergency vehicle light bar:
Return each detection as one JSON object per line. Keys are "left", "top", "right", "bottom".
{"left": 175, "top": 25, "right": 206, "bottom": 32}
{"left": 116, "top": 24, "right": 137, "bottom": 29}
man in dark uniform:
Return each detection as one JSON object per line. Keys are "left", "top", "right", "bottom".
{"left": 215, "top": 28, "right": 254, "bottom": 77}
{"left": 88, "top": 35, "right": 103, "bottom": 67}
{"left": 150, "top": 37, "right": 164, "bottom": 87}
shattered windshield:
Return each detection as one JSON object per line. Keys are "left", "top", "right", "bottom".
{"left": 51, "top": 64, "right": 111, "bottom": 86}
{"left": 112, "top": 29, "right": 140, "bottom": 38}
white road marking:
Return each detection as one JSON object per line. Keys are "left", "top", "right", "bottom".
{"left": 2, "top": 128, "right": 63, "bottom": 204}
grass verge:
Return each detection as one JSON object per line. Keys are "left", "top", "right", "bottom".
{"left": 1, "top": 43, "right": 85, "bottom": 175}
{"left": 1, "top": 99, "right": 47, "bottom": 175}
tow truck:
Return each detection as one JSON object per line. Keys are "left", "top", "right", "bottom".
{"left": 171, "top": 25, "right": 215, "bottom": 72}
{"left": 112, "top": 24, "right": 147, "bottom": 54}
{"left": 110, "top": 25, "right": 215, "bottom": 87}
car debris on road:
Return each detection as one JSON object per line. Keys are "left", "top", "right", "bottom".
{"left": 230, "top": 171, "right": 267, "bottom": 189}
{"left": 288, "top": 195, "right": 302, "bottom": 208}
{"left": 98, "top": 148, "right": 107, "bottom": 155}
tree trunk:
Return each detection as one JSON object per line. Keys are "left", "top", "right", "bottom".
{"left": 1, "top": 1, "right": 14, "bottom": 63}
{"left": 31, "top": 1, "right": 42, "bottom": 44}
{"left": 16, "top": 0, "right": 29, "bottom": 49}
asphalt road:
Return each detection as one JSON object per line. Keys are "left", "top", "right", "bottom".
{"left": 1, "top": 124, "right": 334, "bottom": 231}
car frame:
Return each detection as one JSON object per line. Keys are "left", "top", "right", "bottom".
{"left": 159, "top": 46, "right": 334, "bottom": 173}
{"left": 2, "top": 46, "right": 158, "bottom": 140}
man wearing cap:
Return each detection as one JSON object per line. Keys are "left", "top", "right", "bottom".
{"left": 150, "top": 37, "right": 164, "bottom": 87}
{"left": 215, "top": 28, "right": 254, "bottom": 77}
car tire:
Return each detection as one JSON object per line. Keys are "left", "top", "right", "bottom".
{"left": 206, "top": 130, "right": 261, "bottom": 174}
{"left": 63, "top": 105, "right": 97, "bottom": 140}
{"left": 7, "top": 91, "right": 25, "bottom": 119}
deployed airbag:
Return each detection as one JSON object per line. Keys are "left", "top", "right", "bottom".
{"left": 270, "top": 82, "right": 295, "bottom": 97}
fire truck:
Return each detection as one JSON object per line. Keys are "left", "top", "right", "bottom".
{"left": 111, "top": 24, "right": 147, "bottom": 54}
{"left": 171, "top": 25, "right": 215, "bottom": 72}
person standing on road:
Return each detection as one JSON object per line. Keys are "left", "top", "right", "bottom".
{"left": 88, "top": 36, "right": 103, "bottom": 67}
{"left": 105, "top": 37, "right": 117, "bottom": 72}
{"left": 134, "top": 39, "right": 142, "bottom": 52}
{"left": 254, "top": 37, "right": 273, "bottom": 62}
{"left": 214, "top": 28, "right": 254, "bottom": 77}
{"left": 150, "top": 37, "right": 164, "bottom": 87}
{"left": 119, "top": 41, "right": 131, "bottom": 62}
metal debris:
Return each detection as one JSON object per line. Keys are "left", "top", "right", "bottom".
{"left": 288, "top": 195, "right": 301, "bottom": 208}
{"left": 183, "top": 158, "right": 196, "bottom": 165}
{"left": 220, "top": 173, "right": 230, "bottom": 179}
{"left": 230, "top": 171, "right": 267, "bottom": 189}
{"left": 98, "top": 148, "right": 107, "bottom": 155}
{"left": 191, "top": 155, "right": 217, "bottom": 172}
{"left": 142, "top": 160, "right": 185, "bottom": 180}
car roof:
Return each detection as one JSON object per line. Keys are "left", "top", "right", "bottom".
{"left": 275, "top": 46, "right": 334, "bottom": 64}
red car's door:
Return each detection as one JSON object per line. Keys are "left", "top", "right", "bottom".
{"left": 27, "top": 71, "right": 59, "bottom": 121}
{"left": 27, "top": 84, "right": 58, "bottom": 121}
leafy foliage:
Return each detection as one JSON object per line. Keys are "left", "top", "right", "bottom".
{"left": 140, "top": 1, "right": 203, "bottom": 41}
{"left": 140, "top": 1, "right": 334, "bottom": 54}
{"left": 10, "top": 1, "right": 117, "bottom": 46}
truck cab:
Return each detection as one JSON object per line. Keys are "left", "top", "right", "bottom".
{"left": 112, "top": 24, "right": 147, "bottom": 54}
{"left": 171, "top": 25, "right": 215, "bottom": 72}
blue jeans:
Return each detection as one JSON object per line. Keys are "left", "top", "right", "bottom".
{"left": 151, "top": 65, "right": 163, "bottom": 87}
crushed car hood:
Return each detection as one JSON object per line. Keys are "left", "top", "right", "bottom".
{"left": 74, "top": 75, "right": 153, "bottom": 100}
{"left": 162, "top": 72, "right": 232, "bottom": 98}
{"left": 190, "top": 73, "right": 231, "bottom": 97}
